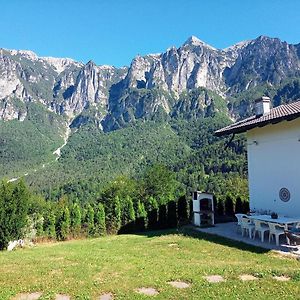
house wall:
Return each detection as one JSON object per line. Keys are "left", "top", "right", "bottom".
{"left": 247, "top": 118, "right": 300, "bottom": 217}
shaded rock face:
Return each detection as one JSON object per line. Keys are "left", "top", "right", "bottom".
{"left": 0, "top": 35, "right": 300, "bottom": 129}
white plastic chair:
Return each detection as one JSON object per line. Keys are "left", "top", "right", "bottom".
{"left": 268, "top": 223, "right": 285, "bottom": 246}
{"left": 241, "top": 216, "right": 255, "bottom": 238}
{"left": 235, "top": 213, "right": 247, "bottom": 232}
{"left": 253, "top": 220, "right": 269, "bottom": 242}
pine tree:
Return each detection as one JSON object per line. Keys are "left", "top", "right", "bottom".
{"left": 95, "top": 203, "right": 106, "bottom": 236}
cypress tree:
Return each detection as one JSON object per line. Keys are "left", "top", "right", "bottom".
{"left": 45, "top": 211, "right": 56, "bottom": 239}
{"left": 95, "top": 203, "right": 106, "bottom": 236}
{"left": 0, "top": 180, "right": 29, "bottom": 250}
{"left": 71, "top": 202, "right": 82, "bottom": 237}
{"left": 60, "top": 206, "right": 70, "bottom": 240}
{"left": 35, "top": 213, "right": 44, "bottom": 237}
{"left": 235, "top": 197, "right": 243, "bottom": 213}
{"left": 225, "top": 194, "right": 234, "bottom": 216}
{"left": 242, "top": 200, "right": 250, "bottom": 214}
{"left": 217, "top": 199, "right": 224, "bottom": 216}
{"left": 86, "top": 204, "right": 95, "bottom": 236}
{"left": 135, "top": 200, "right": 147, "bottom": 232}
{"left": 158, "top": 204, "right": 167, "bottom": 229}
{"left": 113, "top": 196, "right": 122, "bottom": 233}
{"left": 122, "top": 196, "right": 136, "bottom": 226}
{"left": 147, "top": 197, "right": 158, "bottom": 230}
{"left": 167, "top": 200, "right": 177, "bottom": 228}
{"left": 177, "top": 195, "right": 188, "bottom": 221}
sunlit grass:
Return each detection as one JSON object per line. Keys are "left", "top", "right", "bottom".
{"left": 0, "top": 229, "right": 299, "bottom": 299}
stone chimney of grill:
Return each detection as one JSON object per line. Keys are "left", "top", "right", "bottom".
{"left": 255, "top": 96, "right": 271, "bottom": 117}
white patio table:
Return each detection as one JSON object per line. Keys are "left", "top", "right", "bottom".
{"left": 248, "top": 214, "right": 300, "bottom": 230}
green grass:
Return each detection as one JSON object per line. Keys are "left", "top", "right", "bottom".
{"left": 0, "top": 229, "right": 299, "bottom": 299}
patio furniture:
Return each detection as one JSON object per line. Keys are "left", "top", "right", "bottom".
{"left": 248, "top": 215, "right": 300, "bottom": 230}
{"left": 253, "top": 220, "right": 269, "bottom": 242}
{"left": 285, "top": 230, "right": 300, "bottom": 246}
{"left": 268, "top": 223, "right": 285, "bottom": 246}
{"left": 235, "top": 213, "right": 247, "bottom": 232}
{"left": 241, "top": 216, "right": 255, "bottom": 238}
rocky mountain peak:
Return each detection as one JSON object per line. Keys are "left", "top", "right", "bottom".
{"left": 183, "top": 36, "right": 216, "bottom": 50}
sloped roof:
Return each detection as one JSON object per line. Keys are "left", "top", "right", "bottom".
{"left": 215, "top": 100, "right": 300, "bottom": 137}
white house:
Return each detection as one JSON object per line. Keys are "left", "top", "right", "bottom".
{"left": 215, "top": 97, "right": 300, "bottom": 217}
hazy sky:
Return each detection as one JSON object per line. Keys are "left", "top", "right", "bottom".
{"left": 1, "top": 0, "right": 299, "bottom": 67}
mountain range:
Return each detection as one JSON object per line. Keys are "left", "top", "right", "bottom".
{"left": 1, "top": 35, "right": 300, "bottom": 197}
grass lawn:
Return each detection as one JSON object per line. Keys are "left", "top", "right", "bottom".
{"left": 0, "top": 229, "right": 299, "bottom": 299}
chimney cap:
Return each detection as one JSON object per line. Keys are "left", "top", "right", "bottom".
{"left": 255, "top": 96, "right": 271, "bottom": 103}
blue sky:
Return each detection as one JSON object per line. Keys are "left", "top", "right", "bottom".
{"left": 1, "top": 0, "right": 299, "bottom": 67}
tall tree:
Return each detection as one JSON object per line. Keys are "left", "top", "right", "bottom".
{"left": 71, "top": 202, "right": 82, "bottom": 237}
{"left": 86, "top": 204, "right": 95, "bottom": 236}
{"left": 0, "top": 180, "right": 29, "bottom": 250}
{"left": 95, "top": 203, "right": 106, "bottom": 236}
{"left": 59, "top": 206, "right": 71, "bottom": 240}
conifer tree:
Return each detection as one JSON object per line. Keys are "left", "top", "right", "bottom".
{"left": 95, "top": 203, "right": 106, "bottom": 236}
{"left": 86, "top": 204, "right": 95, "bottom": 236}
{"left": 147, "top": 196, "right": 158, "bottom": 230}
{"left": 135, "top": 200, "right": 147, "bottom": 231}
{"left": 112, "top": 196, "right": 122, "bottom": 233}
{"left": 60, "top": 206, "right": 71, "bottom": 240}
{"left": 71, "top": 202, "right": 82, "bottom": 237}
{"left": 46, "top": 211, "right": 56, "bottom": 239}
{"left": 0, "top": 180, "right": 29, "bottom": 250}
{"left": 123, "top": 196, "right": 136, "bottom": 225}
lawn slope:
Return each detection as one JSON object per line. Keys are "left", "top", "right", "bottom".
{"left": 0, "top": 229, "right": 299, "bottom": 299}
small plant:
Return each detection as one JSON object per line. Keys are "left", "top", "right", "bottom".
{"left": 271, "top": 212, "right": 278, "bottom": 219}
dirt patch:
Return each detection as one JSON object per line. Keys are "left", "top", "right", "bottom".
{"left": 98, "top": 293, "right": 113, "bottom": 300}
{"left": 136, "top": 287, "right": 159, "bottom": 296}
{"left": 273, "top": 276, "right": 291, "bottom": 281}
{"left": 55, "top": 294, "right": 71, "bottom": 300}
{"left": 204, "top": 275, "right": 225, "bottom": 283}
{"left": 168, "top": 281, "right": 190, "bottom": 288}
{"left": 168, "top": 243, "right": 179, "bottom": 247}
{"left": 239, "top": 274, "right": 258, "bottom": 281}
{"left": 13, "top": 292, "right": 42, "bottom": 300}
